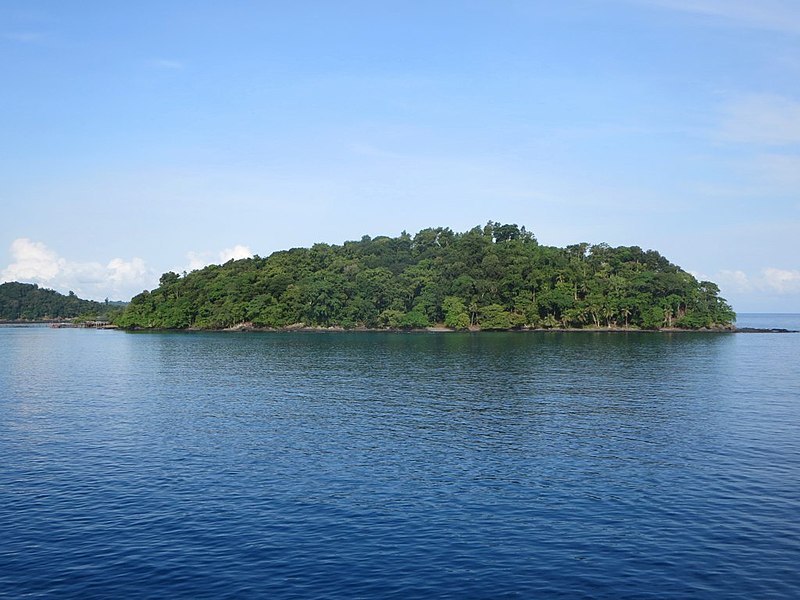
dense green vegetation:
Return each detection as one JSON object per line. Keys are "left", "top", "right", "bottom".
{"left": 117, "top": 223, "right": 735, "bottom": 330}
{"left": 0, "top": 282, "right": 122, "bottom": 321}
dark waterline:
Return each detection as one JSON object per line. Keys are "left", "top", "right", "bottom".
{"left": 1, "top": 326, "right": 799, "bottom": 598}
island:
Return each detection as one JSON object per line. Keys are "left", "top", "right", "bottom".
{"left": 115, "top": 223, "right": 736, "bottom": 331}
{"left": 0, "top": 282, "right": 122, "bottom": 323}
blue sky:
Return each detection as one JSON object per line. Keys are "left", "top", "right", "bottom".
{"left": 2, "top": 1, "right": 799, "bottom": 312}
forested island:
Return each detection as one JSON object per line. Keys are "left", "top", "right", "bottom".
{"left": 116, "top": 223, "right": 735, "bottom": 331}
{"left": 0, "top": 282, "right": 122, "bottom": 322}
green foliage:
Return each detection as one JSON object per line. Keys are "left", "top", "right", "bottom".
{"left": 479, "top": 304, "right": 513, "bottom": 330}
{"left": 114, "top": 222, "right": 736, "bottom": 330}
{"left": 443, "top": 296, "right": 470, "bottom": 330}
{"left": 400, "top": 307, "right": 430, "bottom": 329}
{"left": 379, "top": 309, "right": 406, "bottom": 328}
{"left": 0, "top": 282, "right": 121, "bottom": 321}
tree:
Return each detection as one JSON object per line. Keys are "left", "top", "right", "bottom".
{"left": 479, "top": 304, "right": 513, "bottom": 330}
{"left": 0, "top": 282, "right": 119, "bottom": 321}
{"left": 443, "top": 296, "right": 470, "bottom": 330}
{"left": 112, "top": 223, "right": 736, "bottom": 331}
{"left": 159, "top": 272, "right": 180, "bottom": 287}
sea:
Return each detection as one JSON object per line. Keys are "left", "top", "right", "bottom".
{"left": 1, "top": 315, "right": 799, "bottom": 598}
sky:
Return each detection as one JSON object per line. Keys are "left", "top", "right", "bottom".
{"left": 1, "top": 1, "right": 799, "bottom": 312}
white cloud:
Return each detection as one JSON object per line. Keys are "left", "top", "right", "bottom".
{"left": 762, "top": 267, "right": 800, "bottom": 293}
{"left": 715, "top": 269, "right": 752, "bottom": 292}
{"left": 185, "top": 251, "right": 211, "bottom": 272}
{"left": 1, "top": 238, "right": 153, "bottom": 301}
{"left": 695, "top": 267, "right": 800, "bottom": 295}
{"left": 183, "top": 245, "right": 253, "bottom": 272}
{"left": 719, "top": 94, "right": 800, "bottom": 146}
{"left": 219, "top": 244, "right": 253, "bottom": 262}
{"left": 2, "top": 238, "right": 62, "bottom": 281}
{"left": 107, "top": 257, "right": 148, "bottom": 284}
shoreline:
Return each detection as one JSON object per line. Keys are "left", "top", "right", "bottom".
{"left": 190, "top": 324, "right": 797, "bottom": 334}
{"left": 3, "top": 321, "right": 795, "bottom": 334}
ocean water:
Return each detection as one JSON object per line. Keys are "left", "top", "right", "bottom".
{"left": 735, "top": 312, "right": 800, "bottom": 330}
{"left": 1, "top": 321, "right": 799, "bottom": 598}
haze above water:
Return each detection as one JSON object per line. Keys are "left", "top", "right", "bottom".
{"left": 1, "top": 318, "right": 799, "bottom": 598}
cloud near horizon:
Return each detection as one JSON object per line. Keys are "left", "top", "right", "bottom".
{"left": 1, "top": 239, "right": 258, "bottom": 301}
{"left": 698, "top": 267, "right": 800, "bottom": 295}
{"left": 1, "top": 238, "right": 152, "bottom": 301}
{"left": 184, "top": 245, "right": 254, "bottom": 273}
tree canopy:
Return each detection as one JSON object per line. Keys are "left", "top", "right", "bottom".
{"left": 0, "top": 282, "right": 121, "bottom": 321}
{"left": 116, "top": 222, "right": 735, "bottom": 330}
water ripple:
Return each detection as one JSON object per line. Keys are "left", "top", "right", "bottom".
{"left": 1, "top": 329, "right": 799, "bottom": 598}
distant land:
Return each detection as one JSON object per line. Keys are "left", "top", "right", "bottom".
{"left": 0, "top": 282, "right": 125, "bottom": 322}
{"left": 116, "top": 223, "right": 735, "bottom": 331}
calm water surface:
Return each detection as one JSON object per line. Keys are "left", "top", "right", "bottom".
{"left": 1, "top": 321, "right": 799, "bottom": 598}
{"left": 735, "top": 312, "right": 800, "bottom": 330}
